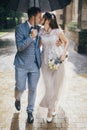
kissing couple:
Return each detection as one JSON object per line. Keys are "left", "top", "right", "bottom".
{"left": 14, "top": 6, "right": 69, "bottom": 123}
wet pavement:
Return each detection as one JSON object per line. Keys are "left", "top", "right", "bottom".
{"left": 0, "top": 32, "right": 87, "bottom": 130}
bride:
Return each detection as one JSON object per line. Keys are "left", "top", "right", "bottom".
{"left": 39, "top": 12, "right": 69, "bottom": 123}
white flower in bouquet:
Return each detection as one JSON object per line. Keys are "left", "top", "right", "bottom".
{"left": 48, "top": 58, "right": 62, "bottom": 70}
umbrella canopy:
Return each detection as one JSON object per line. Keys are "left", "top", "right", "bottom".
{"left": 9, "top": 0, "right": 72, "bottom": 13}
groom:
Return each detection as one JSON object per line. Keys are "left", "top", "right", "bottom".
{"left": 14, "top": 7, "right": 42, "bottom": 124}
{"left": 14, "top": 6, "right": 62, "bottom": 124}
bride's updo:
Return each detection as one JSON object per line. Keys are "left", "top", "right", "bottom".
{"left": 43, "top": 12, "right": 59, "bottom": 29}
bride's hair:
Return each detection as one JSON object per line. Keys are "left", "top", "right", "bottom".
{"left": 43, "top": 12, "right": 59, "bottom": 29}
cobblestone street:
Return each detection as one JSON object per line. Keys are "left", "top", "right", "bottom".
{"left": 0, "top": 32, "right": 87, "bottom": 130}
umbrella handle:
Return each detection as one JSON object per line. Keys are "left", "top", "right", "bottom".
{"left": 34, "top": 17, "right": 36, "bottom": 27}
{"left": 34, "top": 0, "right": 36, "bottom": 26}
{"left": 34, "top": 0, "right": 35, "bottom": 7}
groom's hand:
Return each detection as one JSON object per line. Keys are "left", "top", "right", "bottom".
{"left": 30, "top": 29, "right": 37, "bottom": 39}
{"left": 56, "top": 39, "right": 62, "bottom": 46}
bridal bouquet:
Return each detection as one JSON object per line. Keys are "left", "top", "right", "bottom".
{"left": 48, "top": 57, "right": 62, "bottom": 70}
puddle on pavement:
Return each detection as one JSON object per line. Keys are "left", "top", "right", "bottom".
{"left": 0, "top": 39, "right": 16, "bottom": 55}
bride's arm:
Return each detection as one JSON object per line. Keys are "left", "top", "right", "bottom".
{"left": 59, "top": 32, "right": 69, "bottom": 61}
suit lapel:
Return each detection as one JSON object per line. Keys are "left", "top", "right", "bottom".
{"left": 24, "top": 21, "right": 31, "bottom": 36}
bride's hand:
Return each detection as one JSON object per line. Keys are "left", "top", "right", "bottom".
{"left": 56, "top": 39, "right": 62, "bottom": 47}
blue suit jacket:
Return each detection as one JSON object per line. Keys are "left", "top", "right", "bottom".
{"left": 14, "top": 21, "right": 40, "bottom": 72}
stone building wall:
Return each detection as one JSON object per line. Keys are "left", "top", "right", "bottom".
{"left": 54, "top": 10, "right": 63, "bottom": 25}
{"left": 72, "top": 0, "right": 78, "bottom": 22}
{"left": 81, "top": 0, "right": 87, "bottom": 29}
{"left": 65, "top": 3, "right": 72, "bottom": 24}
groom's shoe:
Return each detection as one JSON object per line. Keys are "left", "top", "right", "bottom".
{"left": 15, "top": 100, "right": 21, "bottom": 111}
{"left": 27, "top": 112, "right": 34, "bottom": 124}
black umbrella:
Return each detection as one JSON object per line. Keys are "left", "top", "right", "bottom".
{"left": 8, "top": 0, "right": 72, "bottom": 26}
{"left": 9, "top": 0, "right": 72, "bottom": 13}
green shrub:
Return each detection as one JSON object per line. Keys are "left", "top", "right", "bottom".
{"left": 67, "top": 22, "right": 77, "bottom": 32}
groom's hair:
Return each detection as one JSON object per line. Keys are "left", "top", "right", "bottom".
{"left": 28, "top": 7, "right": 41, "bottom": 19}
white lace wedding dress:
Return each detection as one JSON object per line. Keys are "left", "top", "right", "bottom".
{"left": 39, "top": 28, "right": 65, "bottom": 109}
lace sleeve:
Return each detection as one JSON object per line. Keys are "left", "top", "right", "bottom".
{"left": 55, "top": 28, "right": 63, "bottom": 36}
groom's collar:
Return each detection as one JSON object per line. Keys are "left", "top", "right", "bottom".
{"left": 26, "top": 21, "right": 41, "bottom": 32}
{"left": 27, "top": 21, "right": 34, "bottom": 28}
